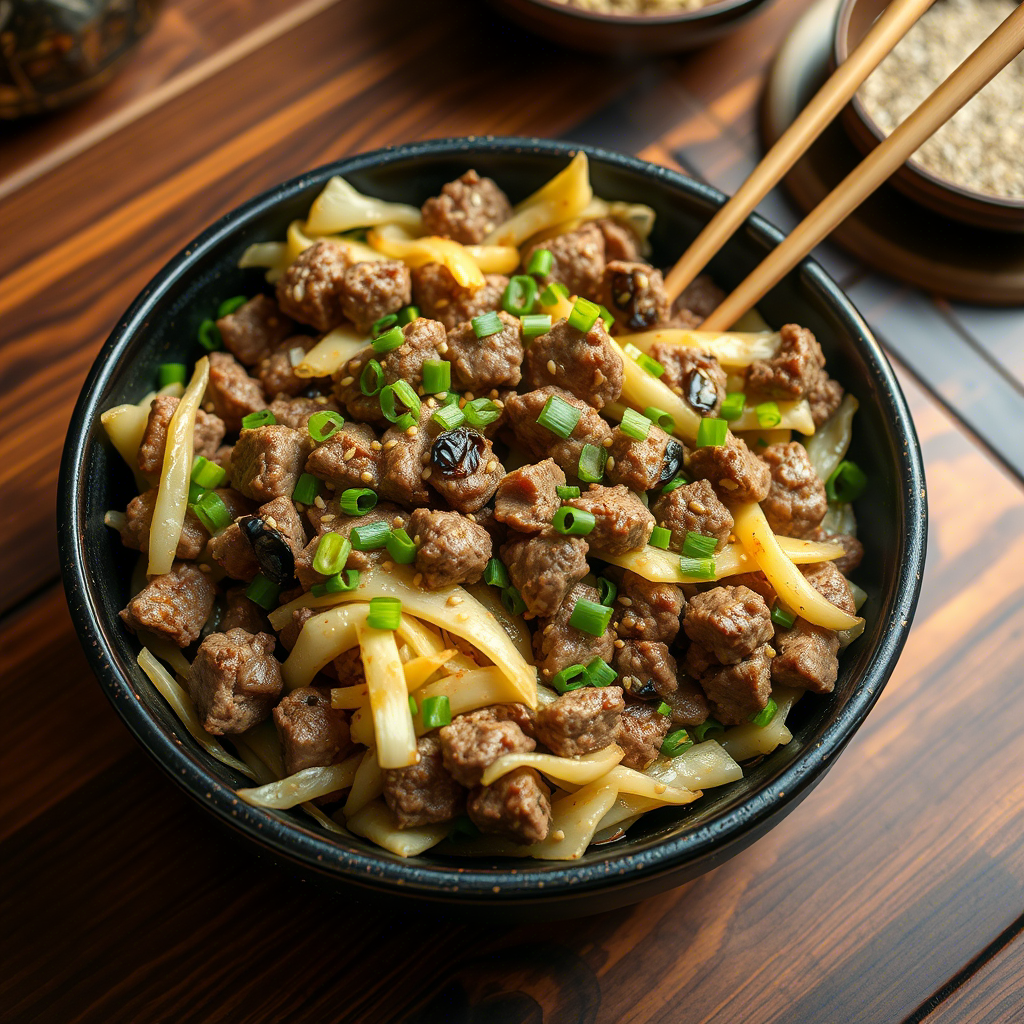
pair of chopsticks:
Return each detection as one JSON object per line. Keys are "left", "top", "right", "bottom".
{"left": 663, "top": 0, "right": 1024, "bottom": 332}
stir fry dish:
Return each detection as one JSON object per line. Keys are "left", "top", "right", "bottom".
{"left": 101, "top": 154, "right": 868, "bottom": 860}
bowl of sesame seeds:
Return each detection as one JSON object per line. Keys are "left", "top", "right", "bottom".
{"left": 834, "top": 0, "right": 1024, "bottom": 232}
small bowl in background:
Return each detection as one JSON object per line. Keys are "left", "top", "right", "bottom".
{"left": 833, "top": 0, "right": 1024, "bottom": 233}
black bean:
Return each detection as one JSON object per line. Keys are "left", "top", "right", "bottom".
{"left": 658, "top": 439, "right": 686, "bottom": 485}
{"left": 239, "top": 514, "right": 295, "bottom": 585}
{"left": 431, "top": 427, "right": 485, "bottom": 479}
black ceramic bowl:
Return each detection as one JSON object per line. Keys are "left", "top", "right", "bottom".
{"left": 59, "top": 137, "right": 926, "bottom": 918}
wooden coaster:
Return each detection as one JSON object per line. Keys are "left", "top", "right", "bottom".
{"left": 761, "top": 0, "right": 1024, "bottom": 305}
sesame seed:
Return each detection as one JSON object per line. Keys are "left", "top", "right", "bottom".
{"left": 413, "top": 573, "right": 423, "bottom": 587}
{"left": 314, "top": 495, "right": 326, "bottom": 509}
{"left": 421, "top": 467, "right": 432, "bottom": 480}
{"left": 314, "top": 396, "right": 328, "bottom": 405}
{"left": 552, "top": 830, "right": 565, "bottom": 842}
{"left": 406, "top": 425, "right": 419, "bottom": 437}
{"left": 602, "top": 437, "right": 613, "bottom": 448}
{"left": 392, "top": 516, "right": 404, "bottom": 528}
{"left": 720, "top": 479, "right": 738, "bottom": 490}
{"left": 382, "top": 560, "right": 394, "bottom": 571}
{"left": 292, "top": 282, "right": 306, "bottom": 301}
{"left": 370, "top": 440, "right": 382, "bottom": 451}
{"left": 413, "top": 534, "right": 422, "bottom": 545}
{"left": 199, "top": 563, "right": 211, "bottom": 573}
{"left": 343, "top": 448, "right": 356, "bottom": 461}
{"left": 438, "top": 342, "right": 449, "bottom": 353}
{"left": 546, "top": 359, "right": 557, "bottom": 375}
{"left": 671, "top": 386, "right": 684, "bottom": 397}
{"left": 619, "top": 596, "right": 633, "bottom": 607}
{"left": 688, "top": 501, "right": 706, "bottom": 515}
{"left": 635, "top": 272, "right": 649, "bottom": 289}
{"left": 384, "top": 440, "right": 398, "bottom": 450}
{"left": 264, "top": 516, "right": 278, "bottom": 529}
{"left": 466, "top": 513, "right": 476, "bottom": 522}
{"left": 360, "top": 471, "right": 374, "bottom": 484}
{"left": 325, "top": 481, "right": 336, "bottom": 490}
{"left": 349, "top": 359, "right": 362, "bottom": 371}
{"left": 447, "top": 594, "right": 464, "bottom": 607}
{"left": 613, "top": 639, "right": 625, "bottom": 649}
{"left": 606, "top": 456, "right": 615, "bottom": 470}
{"left": 464, "top": 391, "right": 475, "bottom": 402}
{"left": 321, "top": 514, "right": 336, "bottom": 523}
{"left": 489, "top": 389, "right": 499, "bottom": 399}
{"left": 485, "top": 460, "right": 497, "bottom": 473}
{"left": 594, "top": 370, "right": 605, "bottom": 385}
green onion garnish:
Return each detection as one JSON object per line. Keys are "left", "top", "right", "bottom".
{"left": 463, "top": 398, "right": 502, "bottom": 427}
{"left": 585, "top": 658, "right": 617, "bottom": 688}
{"left": 755, "top": 401, "right": 782, "bottom": 428}
{"left": 360, "top": 359, "right": 384, "bottom": 396}
{"left": 502, "top": 275, "right": 538, "bottom": 317}
{"left": 191, "top": 455, "right": 226, "bottom": 491}
{"left": 693, "top": 719, "right": 724, "bottom": 742}
{"left": 385, "top": 527, "right": 417, "bottom": 564}
{"left": 241, "top": 409, "right": 276, "bottom": 430}
{"left": 291, "top": 473, "right": 320, "bottom": 505}
{"left": 649, "top": 525, "right": 672, "bottom": 549}
{"left": 158, "top": 363, "right": 187, "bottom": 388}
{"left": 197, "top": 318, "right": 221, "bottom": 352}
{"left": 246, "top": 573, "right": 281, "bottom": 611}
{"left": 771, "top": 603, "right": 796, "bottom": 629}
{"left": 371, "top": 313, "right": 399, "bottom": 338}
{"left": 567, "top": 296, "right": 600, "bottom": 333}
{"left": 432, "top": 403, "right": 466, "bottom": 431}
{"left": 623, "top": 342, "right": 664, "bottom": 378}
{"left": 643, "top": 406, "right": 675, "bottom": 433}
{"left": 313, "top": 533, "right": 351, "bottom": 576}
{"left": 661, "top": 474, "right": 689, "bottom": 494}
{"left": 339, "top": 488, "right": 377, "bottom": 516}
{"left": 537, "top": 394, "right": 581, "bottom": 439}
{"left": 409, "top": 695, "right": 419, "bottom": 715}
{"left": 311, "top": 569, "right": 360, "bottom": 596}
{"left": 682, "top": 532, "right": 717, "bottom": 558}
{"left": 578, "top": 443, "right": 607, "bottom": 484}
{"left": 501, "top": 586, "right": 527, "bottom": 616}
{"left": 395, "top": 413, "right": 417, "bottom": 432}
{"left": 620, "top": 408, "right": 652, "bottom": 441}
{"left": 749, "top": 698, "right": 778, "bottom": 728}
{"left": 396, "top": 304, "right": 419, "bottom": 325}
{"left": 596, "top": 304, "right": 615, "bottom": 331}
{"left": 540, "top": 281, "right": 568, "bottom": 305}
{"left": 553, "top": 506, "right": 596, "bottom": 536}
{"left": 307, "top": 410, "right": 345, "bottom": 443}
{"left": 372, "top": 325, "right": 405, "bottom": 354}
{"left": 351, "top": 521, "right": 391, "bottom": 550}
{"left": 660, "top": 728, "right": 693, "bottom": 757}
{"left": 720, "top": 392, "right": 746, "bottom": 421}
{"left": 367, "top": 596, "right": 402, "bottom": 631}
{"left": 188, "top": 480, "right": 205, "bottom": 505}
{"left": 826, "top": 460, "right": 868, "bottom": 503}
{"left": 552, "top": 663, "right": 590, "bottom": 694}
{"left": 597, "top": 577, "right": 617, "bottom": 606}
{"left": 568, "top": 597, "right": 613, "bottom": 637}
{"left": 556, "top": 485, "right": 581, "bottom": 500}
{"left": 678, "top": 555, "right": 716, "bottom": 581}
{"left": 520, "top": 313, "right": 552, "bottom": 338}
{"left": 191, "top": 491, "right": 233, "bottom": 533}
{"left": 422, "top": 359, "right": 451, "bottom": 395}
{"left": 471, "top": 311, "right": 503, "bottom": 338}
{"left": 379, "top": 380, "right": 421, "bottom": 422}
{"left": 527, "top": 248, "right": 553, "bottom": 277}
{"left": 656, "top": 701, "right": 672, "bottom": 716}
{"left": 695, "top": 417, "right": 728, "bottom": 447}
{"left": 483, "top": 558, "right": 510, "bottom": 589}
{"left": 421, "top": 694, "right": 451, "bottom": 729}
{"left": 217, "top": 295, "right": 248, "bottom": 317}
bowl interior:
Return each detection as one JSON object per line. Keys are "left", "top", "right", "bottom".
{"left": 62, "top": 139, "right": 924, "bottom": 904}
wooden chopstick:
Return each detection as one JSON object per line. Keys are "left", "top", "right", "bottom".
{"left": 701, "top": 1, "right": 1024, "bottom": 331}
{"left": 664, "top": 0, "right": 937, "bottom": 303}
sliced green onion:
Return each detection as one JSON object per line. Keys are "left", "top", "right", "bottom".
{"left": 191, "top": 455, "right": 226, "bottom": 491}
{"left": 551, "top": 664, "right": 590, "bottom": 694}
{"left": 578, "top": 443, "right": 607, "bottom": 484}
{"left": 385, "top": 527, "right": 417, "bottom": 564}
{"left": 371, "top": 313, "right": 399, "bottom": 338}
{"left": 527, "top": 248, "right": 553, "bottom": 277}
{"left": 826, "top": 460, "right": 868, "bottom": 503}
{"left": 521, "top": 313, "right": 552, "bottom": 338}
{"left": 695, "top": 417, "right": 728, "bottom": 447}
{"left": 502, "top": 275, "right": 538, "bottom": 317}
{"left": 463, "top": 398, "right": 502, "bottom": 428}
{"left": 623, "top": 342, "right": 664, "bottom": 378}
{"left": 191, "top": 491, "right": 233, "bottom": 533}
{"left": 749, "top": 698, "right": 779, "bottom": 728}
{"left": 158, "top": 363, "right": 187, "bottom": 388}
{"left": 421, "top": 694, "right": 452, "bottom": 729}
{"left": 395, "top": 413, "right": 417, "bottom": 432}
{"left": 372, "top": 325, "right": 405, "bottom": 354}
{"left": 596, "top": 304, "right": 615, "bottom": 331}
{"left": 197, "top": 318, "right": 221, "bottom": 352}
{"left": 379, "top": 380, "right": 421, "bottom": 422}
{"left": 567, "top": 297, "right": 600, "bottom": 333}
{"left": 682, "top": 532, "right": 717, "bottom": 558}
{"left": 439, "top": 391, "right": 461, "bottom": 407}
{"left": 661, "top": 728, "right": 693, "bottom": 757}
{"left": 585, "top": 658, "right": 617, "bottom": 688}
{"left": 408, "top": 695, "right": 419, "bottom": 715}
{"left": 678, "top": 555, "right": 716, "bottom": 581}
{"left": 367, "top": 596, "right": 402, "bottom": 631}
{"left": 313, "top": 533, "right": 352, "bottom": 576}
{"left": 643, "top": 406, "right": 675, "bottom": 433}
{"left": 755, "top": 401, "right": 782, "bottom": 428}
{"left": 422, "top": 359, "right": 451, "bottom": 395}
{"left": 540, "top": 281, "right": 569, "bottom": 305}
{"left": 217, "top": 295, "right": 249, "bottom": 318}
{"left": 396, "top": 304, "right": 419, "bottom": 325}
{"left": 432, "top": 403, "right": 466, "bottom": 431}
{"left": 471, "top": 311, "right": 503, "bottom": 338}
{"left": 720, "top": 392, "right": 746, "bottom": 421}
{"left": 620, "top": 408, "right": 652, "bottom": 441}
{"left": 661, "top": 474, "right": 690, "bottom": 494}
{"left": 656, "top": 701, "right": 672, "bottom": 717}
{"left": 537, "top": 394, "right": 581, "bottom": 439}
{"left": 311, "top": 569, "right": 360, "bottom": 596}
{"left": 483, "top": 558, "right": 510, "bottom": 589}
{"left": 501, "top": 586, "right": 527, "bottom": 615}
{"left": 246, "top": 573, "right": 281, "bottom": 611}
{"left": 359, "top": 359, "right": 384, "bottom": 396}
{"left": 350, "top": 521, "right": 392, "bottom": 551}
{"left": 597, "top": 577, "right": 617, "bottom": 606}
{"left": 556, "top": 485, "right": 581, "bottom": 500}
{"left": 693, "top": 719, "right": 724, "bottom": 742}
{"left": 553, "top": 506, "right": 596, "bottom": 536}
{"left": 188, "top": 480, "right": 205, "bottom": 505}
{"left": 569, "top": 597, "right": 613, "bottom": 637}
{"left": 649, "top": 526, "right": 672, "bottom": 549}
{"left": 241, "top": 409, "right": 276, "bottom": 430}
{"left": 339, "top": 488, "right": 377, "bottom": 516}
{"left": 292, "top": 473, "right": 320, "bottom": 505}
{"left": 307, "top": 410, "right": 345, "bottom": 443}
{"left": 771, "top": 603, "right": 797, "bottom": 629}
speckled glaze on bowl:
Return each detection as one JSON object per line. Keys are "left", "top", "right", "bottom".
{"left": 58, "top": 137, "right": 926, "bottom": 918}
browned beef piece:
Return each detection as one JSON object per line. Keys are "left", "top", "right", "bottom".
{"left": 255, "top": 336, "right": 316, "bottom": 398}
{"left": 339, "top": 259, "right": 412, "bottom": 334}
{"left": 502, "top": 532, "right": 589, "bottom": 620}
{"left": 421, "top": 169, "right": 513, "bottom": 244}
{"left": 333, "top": 647, "right": 365, "bottom": 687}
{"left": 382, "top": 733, "right": 465, "bottom": 828}
{"left": 772, "top": 622, "right": 840, "bottom": 693}
{"left": 445, "top": 310, "right": 523, "bottom": 392}
{"left": 524, "top": 221, "right": 605, "bottom": 300}
{"left": 206, "top": 351, "right": 267, "bottom": 433}
{"left": 216, "top": 294, "right": 298, "bottom": 366}
{"left": 428, "top": 426, "right": 504, "bottom": 513}
{"left": 566, "top": 484, "right": 654, "bottom": 555}
{"left": 330, "top": 345, "right": 386, "bottom": 426}
{"left": 617, "top": 700, "right": 671, "bottom": 770}
{"left": 670, "top": 274, "right": 726, "bottom": 327}
{"left": 387, "top": 317, "right": 446, "bottom": 391}
{"left": 812, "top": 530, "right": 864, "bottom": 576}
{"left": 411, "top": 264, "right": 507, "bottom": 331}
{"left": 523, "top": 317, "right": 623, "bottom": 409}
{"left": 210, "top": 494, "right": 306, "bottom": 582}
{"left": 614, "top": 640, "right": 678, "bottom": 700}
{"left": 494, "top": 459, "right": 565, "bottom": 534}
{"left": 804, "top": 560, "right": 856, "bottom": 614}
{"left": 439, "top": 714, "right": 535, "bottom": 787}
{"left": 230, "top": 424, "right": 313, "bottom": 502}
{"left": 255, "top": 495, "right": 308, "bottom": 558}
{"left": 467, "top": 504, "right": 507, "bottom": 548}
{"left": 684, "top": 585, "right": 773, "bottom": 665}
{"left": 728, "top": 571, "right": 777, "bottom": 605}
{"left": 761, "top": 441, "right": 828, "bottom": 538}
{"left": 613, "top": 570, "right": 684, "bottom": 643}
{"left": 807, "top": 374, "right": 845, "bottom": 428}
{"left": 649, "top": 346, "right": 727, "bottom": 417}
{"left": 276, "top": 240, "right": 350, "bottom": 332}
{"left": 305, "top": 422, "right": 381, "bottom": 491}
{"left": 504, "top": 386, "right": 613, "bottom": 479}
{"left": 306, "top": 501, "right": 408, "bottom": 574}
{"left": 596, "top": 218, "right": 641, "bottom": 262}
{"left": 137, "top": 395, "right": 226, "bottom": 476}
{"left": 651, "top": 477, "right": 734, "bottom": 553}
{"left": 606, "top": 425, "right": 686, "bottom": 493}
{"left": 209, "top": 525, "right": 259, "bottom": 582}
{"left": 214, "top": 444, "right": 233, "bottom": 470}
{"left": 685, "top": 642, "right": 772, "bottom": 725}
{"left": 377, "top": 402, "right": 436, "bottom": 507}
{"left": 531, "top": 580, "right": 615, "bottom": 679}
{"left": 279, "top": 606, "right": 316, "bottom": 652}
{"left": 659, "top": 676, "right": 710, "bottom": 726}
{"left": 687, "top": 431, "right": 771, "bottom": 505}
{"left": 121, "top": 488, "right": 208, "bottom": 560}
{"left": 468, "top": 767, "right": 551, "bottom": 844}
{"left": 600, "top": 260, "right": 669, "bottom": 333}
{"left": 221, "top": 585, "right": 268, "bottom": 634}
{"left": 186, "top": 629, "right": 282, "bottom": 734}
{"left": 409, "top": 508, "right": 491, "bottom": 589}
{"left": 267, "top": 393, "right": 342, "bottom": 431}
{"left": 119, "top": 562, "right": 216, "bottom": 648}
{"left": 459, "top": 704, "right": 538, "bottom": 739}
{"left": 534, "top": 685, "right": 624, "bottom": 758}
{"left": 273, "top": 685, "right": 351, "bottom": 775}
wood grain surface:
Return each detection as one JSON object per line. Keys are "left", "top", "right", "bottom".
{"left": 2, "top": 0, "right": 1024, "bottom": 1021}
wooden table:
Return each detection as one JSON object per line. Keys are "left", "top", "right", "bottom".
{"left": 3, "top": 1, "right": 1024, "bottom": 1020}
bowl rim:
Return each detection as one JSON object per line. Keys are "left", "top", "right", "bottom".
{"left": 502, "top": 0, "right": 765, "bottom": 27}
{"left": 58, "top": 135, "right": 927, "bottom": 905}
{"left": 832, "top": 0, "right": 1024, "bottom": 214}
